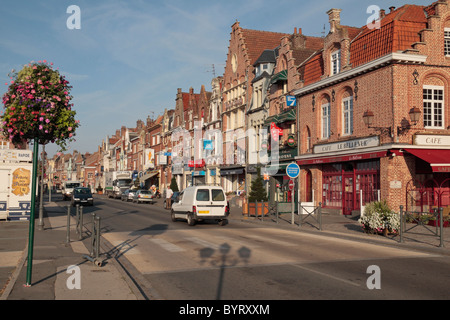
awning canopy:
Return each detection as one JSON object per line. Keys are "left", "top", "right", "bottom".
{"left": 270, "top": 70, "right": 287, "bottom": 85}
{"left": 405, "top": 149, "right": 450, "bottom": 173}
{"left": 141, "top": 171, "right": 159, "bottom": 181}
{"left": 264, "top": 109, "right": 296, "bottom": 125}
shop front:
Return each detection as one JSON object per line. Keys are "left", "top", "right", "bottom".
{"left": 297, "top": 136, "right": 385, "bottom": 215}
{"left": 402, "top": 134, "right": 450, "bottom": 215}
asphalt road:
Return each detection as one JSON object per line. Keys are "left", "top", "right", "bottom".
{"left": 69, "top": 194, "right": 450, "bottom": 300}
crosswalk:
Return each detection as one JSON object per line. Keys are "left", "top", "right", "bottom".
{"left": 102, "top": 226, "right": 435, "bottom": 275}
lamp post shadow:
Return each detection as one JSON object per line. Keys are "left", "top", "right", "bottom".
{"left": 199, "top": 243, "right": 251, "bottom": 300}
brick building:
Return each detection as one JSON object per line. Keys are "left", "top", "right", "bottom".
{"left": 295, "top": 3, "right": 450, "bottom": 215}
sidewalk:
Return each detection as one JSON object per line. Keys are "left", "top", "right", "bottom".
{"left": 236, "top": 206, "right": 450, "bottom": 255}
{"left": 1, "top": 199, "right": 449, "bottom": 300}
{"left": 0, "top": 201, "right": 141, "bottom": 300}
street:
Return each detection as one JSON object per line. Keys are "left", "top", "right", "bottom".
{"left": 60, "top": 193, "right": 450, "bottom": 300}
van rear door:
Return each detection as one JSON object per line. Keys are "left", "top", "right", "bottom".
{"left": 194, "top": 188, "right": 227, "bottom": 218}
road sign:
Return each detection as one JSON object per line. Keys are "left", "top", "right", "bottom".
{"left": 289, "top": 179, "right": 295, "bottom": 190}
{"left": 286, "top": 162, "right": 300, "bottom": 179}
{"left": 286, "top": 95, "right": 297, "bottom": 107}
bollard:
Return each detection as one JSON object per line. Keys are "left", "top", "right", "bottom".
{"left": 399, "top": 205, "right": 404, "bottom": 243}
{"left": 78, "top": 206, "right": 83, "bottom": 240}
{"left": 318, "top": 202, "right": 322, "bottom": 231}
{"left": 439, "top": 207, "right": 444, "bottom": 248}
{"left": 95, "top": 216, "right": 101, "bottom": 259}
{"left": 66, "top": 205, "right": 71, "bottom": 243}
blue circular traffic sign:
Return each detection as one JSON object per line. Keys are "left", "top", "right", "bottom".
{"left": 286, "top": 163, "right": 300, "bottom": 179}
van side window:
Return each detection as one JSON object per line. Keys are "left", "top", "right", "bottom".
{"left": 212, "top": 189, "right": 225, "bottom": 201}
{"left": 196, "top": 189, "right": 210, "bottom": 201}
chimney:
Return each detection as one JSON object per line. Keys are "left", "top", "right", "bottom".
{"left": 380, "top": 9, "right": 385, "bottom": 19}
{"left": 327, "top": 8, "right": 342, "bottom": 33}
{"left": 389, "top": 6, "right": 395, "bottom": 13}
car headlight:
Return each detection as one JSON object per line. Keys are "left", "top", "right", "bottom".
{"left": 88, "top": 198, "right": 93, "bottom": 200}
{"left": 74, "top": 198, "right": 80, "bottom": 201}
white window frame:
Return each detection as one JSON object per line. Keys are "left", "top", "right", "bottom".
{"left": 445, "top": 28, "right": 450, "bottom": 56}
{"left": 423, "top": 85, "right": 444, "bottom": 129}
{"left": 321, "top": 103, "right": 331, "bottom": 139}
{"left": 342, "top": 96, "right": 353, "bottom": 136}
{"left": 331, "top": 50, "right": 341, "bottom": 75}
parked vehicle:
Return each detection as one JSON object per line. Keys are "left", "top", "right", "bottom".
{"left": 63, "top": 181, "right": 81, "bottom": 201}
{"left": 133, "top": 190, "right": 155, "bottom": 204}
{"left": 121, "top": 189, "right": 136, "bottom": 202}
{"left": 105, "top": 171, "right": 132, "bottom": 199}
{"left": 71, "top": 187, "right": 94, "bottom": 207}
{"left": 171, "top": 186, "right": 229, "bottom": 226}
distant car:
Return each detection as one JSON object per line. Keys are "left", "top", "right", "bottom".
{"left": 121, "top": 189, "right": 136, "bottom": 202}
{"left": 71, "top": 187, "right": 94, "bottom": 207}
{"left": 133, "top": 190, "right": 155, "bottom": 204}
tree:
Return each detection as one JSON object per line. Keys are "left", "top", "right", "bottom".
{"left": 170, "top": 176, "right": 179, "bottom": 192}
{"left": 1, "top": 61, "right": 79, "bottom": 286}
{"left": 248, "top": 167, "right": 268, "bottom": 202}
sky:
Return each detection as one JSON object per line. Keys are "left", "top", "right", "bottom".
{"left": 0, "top": 0, "right": 431, "bottom": 158}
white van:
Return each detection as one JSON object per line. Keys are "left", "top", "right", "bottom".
{"left": 171, "top": 186, "right": 230, "bottom": 226}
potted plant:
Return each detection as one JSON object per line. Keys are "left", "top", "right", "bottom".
{"left": 246, "top": 167, "right": 268, "bottom": 217}
{"left": 358, "top": 200, "right": 400, "bottom": 235}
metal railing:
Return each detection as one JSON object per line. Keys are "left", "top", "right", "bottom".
{"left": 298, "top": 202, "right": 322, "bottom": 231}
{"left": 399, "top": 205, "right": 444, "bottom": 248}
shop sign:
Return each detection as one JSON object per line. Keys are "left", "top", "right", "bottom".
{"left": 313, "top": 136, "right": 379, "bottom": 154}
{"left": 270, "top": 122, "right": 283, "bottom": 142}
{"left": 414, "top": 134, "right": 450, "bottom": 147}
{"left": 287, "top": 135, "right": 296, "bottom": 148}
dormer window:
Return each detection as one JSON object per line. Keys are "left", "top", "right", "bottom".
{"left": 331, "top": 50, "right": 341, "bottom": 75}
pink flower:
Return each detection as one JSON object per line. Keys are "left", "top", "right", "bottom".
{"left": 68, "top": 127, "right": 72, "bottom": 131}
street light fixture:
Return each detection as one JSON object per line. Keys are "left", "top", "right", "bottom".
{"left": 362, "top": 107, "right": 421, "bottom": 136}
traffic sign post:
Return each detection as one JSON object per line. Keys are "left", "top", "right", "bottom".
{"left": 286, "top": 163, "right": 300, "bottom": 225}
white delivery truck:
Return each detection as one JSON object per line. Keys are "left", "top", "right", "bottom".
{"left": 104, "top": 171, "right": 132, "bottom": 199}
{"left": 171, "top": 185, "right": 230, "bottom": 226}
{"left": 62, "top": 180, "right": 81, "bottom": 201}
{"left": 0, "top": 149, "right": 33, "bottom": 221}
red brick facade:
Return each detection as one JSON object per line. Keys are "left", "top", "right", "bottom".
{"left": 295, "top": 2, "right": 450, "bottom": 215}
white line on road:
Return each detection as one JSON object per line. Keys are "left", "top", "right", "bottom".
{"left": 149, "top": 238, "right": 185, "bottom": 252}
{"left": 291, "top": 264, "right": 361, "bottom": 287}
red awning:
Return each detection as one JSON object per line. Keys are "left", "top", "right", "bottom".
{"left": 404, "top": 149, "right": 450, "bottom": 173}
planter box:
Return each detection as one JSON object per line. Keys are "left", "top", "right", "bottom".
{"left": 245, "top": 202, "right": 269, "bottom": 217}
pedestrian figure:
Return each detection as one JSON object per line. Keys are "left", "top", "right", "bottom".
{"left": 166, "top": 185, "right": 173, "bottom": 209}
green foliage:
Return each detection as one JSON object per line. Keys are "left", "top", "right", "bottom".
{"left": 248, "top": 167, "right": 268, "bottom": 202}
{"left": 170, "top": 176, "right": 179, "bottom": 192}
{"left": 358, "top": 200, "right": 400, "bottom": 234}
{"left": 1, "top": 61, "right": 80, "bottom": 151}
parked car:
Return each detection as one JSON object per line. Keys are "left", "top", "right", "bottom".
{"left": 171, "top": 186, "right": 229, "bottom": 226}
{"left": 121, "top": 189, "right": 136, "bottom": 202}
{"left": 133, "top": 190, "right": 155, "bottom": 204}
{"left": 71, "top": 187, "right": 94, "bottom": 207}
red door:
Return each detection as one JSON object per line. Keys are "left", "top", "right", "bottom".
{"left": 343, "top": 175, "right": 354, "bottom": 215}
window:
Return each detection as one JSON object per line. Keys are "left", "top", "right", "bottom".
{"left": 445, "top": 28, "right": 450, "bottom": 56}
{"left": 196, "top": 189, "right": 210, "bottom": 201}
{"left": 212, "top": 189, "right": 225, "bottom": 201}
{"left": 342, "top": 96, "right": 353, "bottom": 135}
{"left": 423, "top": 85, "right": 444, "bottom": 128}
{"left": 331, "top": 50, "right": 341, "bottom": 75}
{"left": 322, "top": 103, "right": 331, "bottom": 139}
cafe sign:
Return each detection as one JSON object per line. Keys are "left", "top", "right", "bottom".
{"left": 313, "top": 136, "right": 379, "bottom": 154}
{"left": 414, "top": 134, "right": 450, "bottom": 147}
